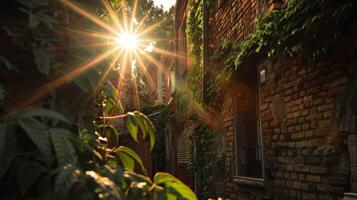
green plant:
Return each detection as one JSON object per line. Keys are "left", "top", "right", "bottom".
{"left": 214, "top": 0, "right": 356, "bottom": 77}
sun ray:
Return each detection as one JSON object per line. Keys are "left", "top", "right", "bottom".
{"left": 59, "top": 0, "right": 118, "bottom": 35}
{"left": 136, "top": 19, "right": 165, "bottom": 37}
{"left": 53, "top": 41, "right": 114, "bottom": 51}
{"left": 130, "top": 0, "right": 138, "bottom": 32}
{"left": 152, "top": 47, "right": 187, "bottom": 59}
{"left": 9, "top": 47, "right": 119, "bottom": 112}
{"left": 63, "top": 28, "right": 116, "bottom": 40}
{"left": 133, "top": 50, "right": 157, "bottom": 92}
{"left": 133, "top": 15, "right": 148, "bottom": 35}
{"left": 102, "top": 0, "right": 122, "bottom": 32}
{"left": 137, "top": 48, "right": 171, "bottom": 77}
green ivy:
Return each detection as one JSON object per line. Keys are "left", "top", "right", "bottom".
{"left": 214, "top": 0, "right": 356, "bottom": 76}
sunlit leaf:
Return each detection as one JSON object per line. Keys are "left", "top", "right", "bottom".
{"left": 126, "top": 113, "right": 138, "bottom": 142}
{"left": 115, "top": 146, "right": 147, "bottom": 174}
{"left": 154, "top": 173, "right": 197, "bottom": 200}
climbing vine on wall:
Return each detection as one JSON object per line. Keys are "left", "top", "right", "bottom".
{"left": 214, "top": 0, "right": 356, "bottom": 77}
{"left": 184, "top": 0, "right": 218, "bottom": 199}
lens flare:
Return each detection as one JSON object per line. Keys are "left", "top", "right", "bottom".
{"left": 115, "top": 32, "right": 139, "bottom": 50}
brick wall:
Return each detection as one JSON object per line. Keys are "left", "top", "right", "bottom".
{"left": 212, "top": 1, "right": 357, "bottom": 200}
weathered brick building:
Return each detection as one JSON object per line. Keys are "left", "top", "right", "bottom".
{"left": 173, "top": 0, "right": 357, "bottom": 199}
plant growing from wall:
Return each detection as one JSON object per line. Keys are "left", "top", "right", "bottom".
{"left": 214, "top": 0, "right": 357, "bottom": 77}
{"left": 183, "top": 0, "right": 218, "bottom": 199}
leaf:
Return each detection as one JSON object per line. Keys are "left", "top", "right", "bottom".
{"left": 19, "top": 117, "right": 54, "bottom": 165}
{"left": 73, "top": 69, "right": 98, "bottom": 93}
{"left": 50, "top": 128, "right": 77, "bottom": 166}
{"left": 33, "top": 42, "right": 54, "bottom": 75}
{"left": 117, "top": 152, "right": 135, "bottom": 171}
{"left": 141, "top": 114, "right": 156, "bottom": 150}
{"left": 98, "top": 125, "right": 120, "bottom": 146}
{"left": 17, "top": 0, "right": 49, "bottom": 8}
{"left": 123, "top": 171, "right": 152, "bottom": 184}
{"left": 154, "top": 173, "right": 197, "bottom": 200}
{"left": 0, "top": 124, "right": 6, "bottom": 157}
{"left": 85, "top": 171, "right": 125, "bottom": 199}
{"left": 17, "top": 161, "right": 47, "bottom": 190}
{"left": 28, "top": 11, "right": 41, "bottom": 28}
{"left": 0, "top": 127, "right": 17, "bottom": 178}
{"left": 115, "top": 146, "right": 147, "bottom": 174}
{"left": 0, "top": 56, "right": 19, "bottom": 73}
{"left": 22, "top": 107, "right": 69, "bottom": 123}
{"left": 0, "top": 84, "right": 5, "bottom": 101}
{"left": 55, "top": 166, "right": 77, "bottom": 194}
{"left": 126, "top": 113, "right": 138, "bottom": 142}
{"left": 133, "top": 112, "right": 148, "bottom": 138}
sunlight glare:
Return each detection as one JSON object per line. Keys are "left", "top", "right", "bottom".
{"left": 115, "top": 32, "right": 139, "bottom": 50}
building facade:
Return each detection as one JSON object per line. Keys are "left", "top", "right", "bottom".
{"left": 173, "top": 0, "right": 357, "bottom": 199}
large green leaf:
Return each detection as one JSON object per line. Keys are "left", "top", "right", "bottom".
{"left": 115, "top": 146, "right": 147, "bottom": 174}
{"left": 55, "top": 165, "right": 77, "bottom": 194}
{"left": 50, "top": 128, "right": 77, "bottom": 166}
{"left": 126, "top": 113, "right": 138, "bottom": 142}
{"left": 19, "top": 117, "right": 54, "bottom": 165}
{"left": 154, "top": 173, "right": 197, "bottom": 200}
{"left": 85, "top": 170, "right": 125, "bottom": 200}
{"left": 0, "top": 126, "right": 17, "bottom": 178}
{"left": 117, "top": 152, "right": 134, "bottom": 172}
{"left": 22, "top": 107, "right": 69, "bottom": 123}
{"left": 16, "top": 161, "right": 47, "bottom": 190}
{"left": 72, "top": 69, "right": 98, "bottom": 93}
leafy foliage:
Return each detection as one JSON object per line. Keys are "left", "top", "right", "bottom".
{"left": 214, "top": 0, "right": 357, "bottom": 76}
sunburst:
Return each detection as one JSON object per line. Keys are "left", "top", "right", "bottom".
{"left": 11, "top": 0, "right": 218, "bottom": 128}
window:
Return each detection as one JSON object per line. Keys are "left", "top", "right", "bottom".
{"left": 234, "top": 69, "right": 263, "bottom": 178}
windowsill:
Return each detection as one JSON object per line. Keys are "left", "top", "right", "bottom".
{"left": 234, "top": 176, "right": 265, "bottom": 188}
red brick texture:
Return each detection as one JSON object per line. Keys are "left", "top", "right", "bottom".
{"left": 212, "top": 1, "right": 357, "bottom": 200}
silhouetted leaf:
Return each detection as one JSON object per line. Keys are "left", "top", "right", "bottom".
{"left": 19, "top": 117, "right": 54, "bottom": 165}
{"left": 22, "top": 107, "right": 69, "bottom": 123}
{"left": 50, "top": 128, "right": 77, "bottom": 166}
{"left": 17, "top": 161, "right": 47, "bottom": 190}
{"left": 55, "top": 165, "right": 77, "bottom": 194}
{"left": 0, "top": 56, "right": 19, "bottom": 73}
{"left": 0, "top": 123, "right": 6, "bottom": 158}
{"left": 33, "top": 43, "right": 53, "bottom": 75}
{"left": 0, "top": 127, "right": 17, "bottom": 178}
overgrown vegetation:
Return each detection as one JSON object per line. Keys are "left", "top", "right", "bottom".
{"left": 0, "top": 0, "right": 196, "bottom": 199}
{"left": 182, "top": 0, "right": 217, "bottom": 199}
{"left": 215, "top": 0, "right": 357, "bottom": 76}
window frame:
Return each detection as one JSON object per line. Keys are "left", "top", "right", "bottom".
{"left": 233, "top": 69, "right": 265, "bottom": 181}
